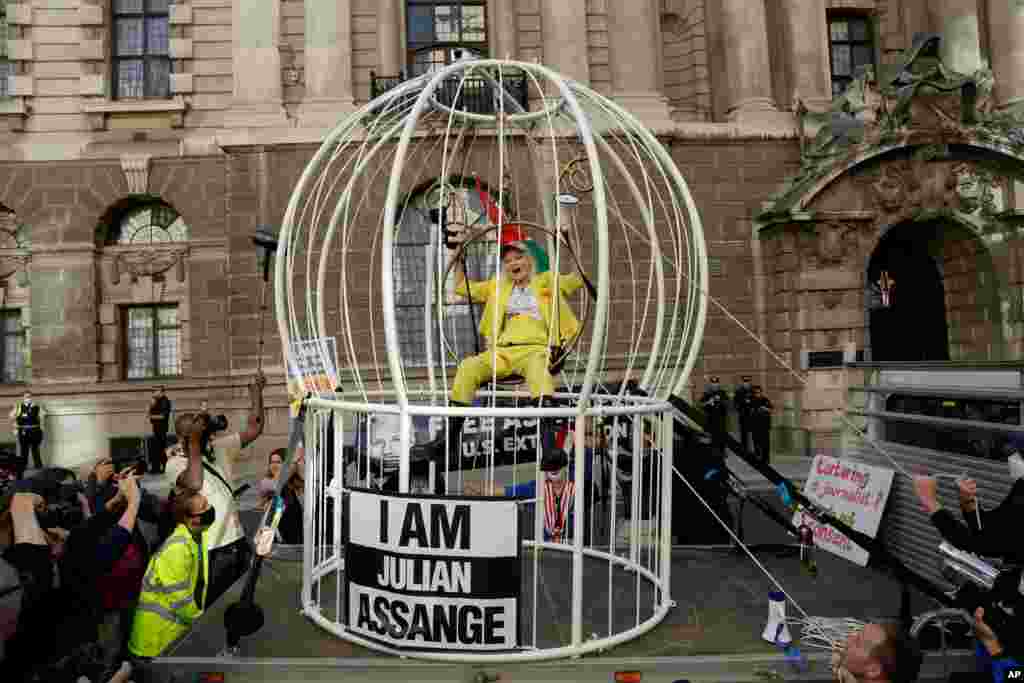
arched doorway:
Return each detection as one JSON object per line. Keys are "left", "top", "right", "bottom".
{"left": 866, "top": 222, "right": 950, "bottom": 362}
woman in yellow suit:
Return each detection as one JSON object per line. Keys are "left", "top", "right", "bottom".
{"left": 413, "top": 224, "right": 584, "bottom": 467}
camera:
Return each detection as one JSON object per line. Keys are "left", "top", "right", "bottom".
{"left": 204, "top": 414, "right": 229, "bottom": 437}
{"left": 27, "top": 470, "right": 87, "bottom": 530}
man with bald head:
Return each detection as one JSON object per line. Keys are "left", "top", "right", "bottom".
{"left": 833, "top": 622, "right": 921, "bottom": 683}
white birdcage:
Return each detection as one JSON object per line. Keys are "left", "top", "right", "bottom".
{"left": 276, "top": 58, "right": 708, "bottom": 662}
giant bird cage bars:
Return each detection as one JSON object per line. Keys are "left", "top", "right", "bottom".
{"left": 277, "top": 58, "right": 708, "bottom": 662}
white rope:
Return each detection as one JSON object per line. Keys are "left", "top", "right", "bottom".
{"left": 789, "top": 616, "right": 866, "bottom": 650}
{"left": 671, "top": 464, "right": 812, "bottom": 621}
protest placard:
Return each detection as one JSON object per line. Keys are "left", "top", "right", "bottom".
{"left": 792, "top": 454, "right": 895, "bottom": 566}
{"left": 346, "top": 489, "right": 521, "bottom": 651}
{"left": 287, "top": 336, "right": 339, "bottom": 395}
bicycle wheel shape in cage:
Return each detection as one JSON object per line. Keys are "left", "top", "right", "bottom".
{"left": 277, "top": 58, "right": 708, "bottom": 662}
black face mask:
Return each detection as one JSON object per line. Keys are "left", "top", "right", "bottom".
{"left": 34, "top": 508, "right": 62, "bottom": 530}
{"left": 195, "top": 506, "right": 216, "bottom": 527}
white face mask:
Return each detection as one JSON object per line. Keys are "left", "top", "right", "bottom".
{"left": 1009, "top": 453, "right": 1024, "bottom": 481}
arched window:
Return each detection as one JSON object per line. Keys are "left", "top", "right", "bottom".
{"left": 114, "top": 202, "right": 188, "bottom": 245}
{"left": 394, "top": 178, "right": 508, "bottom": 367}
{"left": 103, "top": 200, "right": 189, "bottom": 380}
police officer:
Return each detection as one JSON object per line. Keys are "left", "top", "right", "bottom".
{"left": 734, "top": 375, "right": 753, "bottom": 453}
{"left": 699, "top": 376, "right": 729, "bottom": 457}
{"left": 749, "top": 385, "right": 773, "bottom": 463}
{"left": 148, "top": 385, "right": 172, "bottom": 474}
{"left": 9, "top": 391, "right": 44, "bottom": 471}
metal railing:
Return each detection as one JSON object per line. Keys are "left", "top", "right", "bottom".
{"left": 370, "top": 70, "right": 529, "bottom": 115}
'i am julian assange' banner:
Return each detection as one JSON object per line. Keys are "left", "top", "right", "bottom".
{"left": 345, "top": 489, "right": 521, "bottom": 651}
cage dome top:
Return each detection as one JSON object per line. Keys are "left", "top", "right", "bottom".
{"left": 277, "top": 59, "right": 708, "bottom": 407}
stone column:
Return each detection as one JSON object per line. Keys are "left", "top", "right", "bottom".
{"left": 225, "top": 0, "right": 288, "bottom": 127}
{"left": 606, "top": 0, "right": 673, "bottom": 129}
{"left": 778, "top": 0, "right": 832, "bottom": 111}
{"left": 987, "top": 0, "right": 1024, "bottom": 108}
{"left": 377, "top": 0, "right": 403, "bottom": 76}
{"left": 490, "top": 0, "right": 518, "bottom": 61}
{"left": 298, "top": 0, "right": 356, "bottom": 127}
{"left": 718, "top": 0, "right": 788, "bottom": 124}
{"left": 540, "top": 0, "right": 588, "bottom": 83}
{"left": 928, "top": 0, "right": 984, "bottom": 74}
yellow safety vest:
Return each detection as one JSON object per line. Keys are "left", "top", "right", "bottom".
{"left": 128, "top": 523, "right": 209, "bottom": 658}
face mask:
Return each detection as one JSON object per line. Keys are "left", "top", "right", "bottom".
{"left": 544, "top": 471, "right": 561, "bottom": 482}
{"left": 1009, "top": 454, "right": 1024, "bottom": 481}
{"left": 34, "top": 508, "right": 61, "bottom": 530}
{"left": 196, "top": 506, "right": 216, "bottom": 527}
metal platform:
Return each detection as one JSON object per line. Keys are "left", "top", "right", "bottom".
{"left": 150, "top": 494, "right": 977, "bottom": 683}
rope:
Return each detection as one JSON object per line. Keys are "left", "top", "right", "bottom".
{"left": 788, "top": 616, "right": 867, "bottom": 650}
{"left": 671, "top": 464, "right": 811, "bottom": 621}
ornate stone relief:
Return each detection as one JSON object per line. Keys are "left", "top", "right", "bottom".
{"left": 109, "top": 247, "right": 188, "bottom": 285}
{"left": 0, "top": 211, "right": 31, "bottom": 285}
{"left": 858, "top": 155, "right": 1006, "bottom": 226}
{"left": 764, "top": 33, "right": 1024, "bottom": 223}
{"left": 798, "top": 221, "right": 865, "bottom": 269}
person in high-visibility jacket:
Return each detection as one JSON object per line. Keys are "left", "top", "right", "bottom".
{"left": 127, "top": 490, "right": 213, "bottom": 659}
{"left": 412, "top": 224, "right": 584, "bottom": 468}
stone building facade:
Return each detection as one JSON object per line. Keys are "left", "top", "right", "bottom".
{"left": 0, "top": 0, "right": 1020, "bottom": 469}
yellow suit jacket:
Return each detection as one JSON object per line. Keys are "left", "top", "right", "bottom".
{"left": 455, "top": 271, "right": 584, "bottom": 347}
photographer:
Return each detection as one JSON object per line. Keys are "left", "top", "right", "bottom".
{"left": 87, "top": 459, "right": 164, "bottom": 669}
{"left": 165, "top": 373, "right": 265, "bottom": 608}
{"left": 2, "top": 475, "right": 141, "bottom": 681}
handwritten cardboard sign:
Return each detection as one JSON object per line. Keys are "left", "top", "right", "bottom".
{"left": 792, "top": 454, "right": 895, "bottom": 566}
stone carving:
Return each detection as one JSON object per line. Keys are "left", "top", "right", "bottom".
{"left": 110, "top": 247, "right": 188, "bottom": 285}
{"left": 798, "top": 221, "right": 863, "bottom": 269}
{"left": 121, "top": 154, "right": 152, "bottom": 195}
{"left": 763, "top": 33, "right": 1022, "bottom": 222}
{"left": 952, "top": 163, "right": 1003, "bottom": 217}
{"left": 0, "top": 212, "right": 31, "bottom": 285}
{"left": 862, "top": 154, "right": 999, "bottom": 219}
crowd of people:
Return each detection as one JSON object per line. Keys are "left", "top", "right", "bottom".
{"left": 1, "top": 365, "right": 1022, "bottom": 683}
{"left": 0, "top": 373, "right": 311, "bottom": 683}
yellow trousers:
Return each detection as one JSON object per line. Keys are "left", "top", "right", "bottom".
{"left": 452, "top": 344, "right": 553, "bottom": 403}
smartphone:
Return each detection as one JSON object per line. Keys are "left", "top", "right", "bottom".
{"left": 114, "top": 459, "right": 144, "bottom": 476}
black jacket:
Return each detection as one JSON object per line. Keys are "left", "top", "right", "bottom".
{"left": 930, "top": 478, "right": 1024, "bottom": 565}
{"left": 149, "top": 396, "right": 171, "bottom": 425}
{"left": 748, "top": 396, "right": 773, "bottom": 426}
